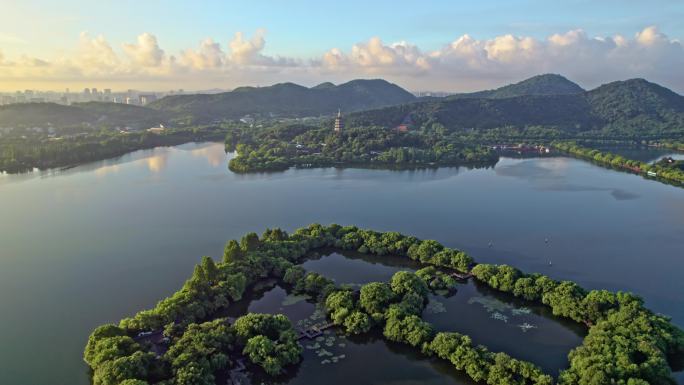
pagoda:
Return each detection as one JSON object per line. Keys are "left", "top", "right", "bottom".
{"left": 334, "top": 109, "right": 344, "bottom": 132}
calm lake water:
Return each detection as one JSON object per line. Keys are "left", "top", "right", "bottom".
{"left": 303, "top": 251, "right": 585, "bottom": 375}
{"left": 1, "top": 142, "right": 683, "bottom": 385}
{"left": 220, "top": 277, "right": 477, "bottom": 385}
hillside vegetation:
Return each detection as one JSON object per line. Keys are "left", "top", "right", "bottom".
{"left": 448, "top": 74, "right": 585, "bottom": 99}
{"left": 349, "top": 78, "right": 684, "bottom": 139}
{"left": 148, "top": 79, "right": 416, "bottom": 123}
{"left": 0, "top": 102, "right": 171, "bottom": 130}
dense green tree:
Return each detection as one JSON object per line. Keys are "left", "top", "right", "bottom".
{"left": 325, "top": 290, "right": 356, "bottom": 325}
{"left": 390, "top": 271, "right": 429, "bottom": 298}
{"left": 240, "top": 232, "right": 260, "bottom": 251}
{"left": 233, "top": 314, "right": 301, "bottom": 375}
{"left": 222, "top": 240, "right": 243, "bottom": 263}
{"left": 343, "top": 311, "right": 372, "bottom": 334}
{"left": 359, "top": 282, "right": 395, "bottom": 316}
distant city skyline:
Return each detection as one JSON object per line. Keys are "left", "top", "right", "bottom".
{"left": 1, "top": 0, "right": 683, "bottom": 93}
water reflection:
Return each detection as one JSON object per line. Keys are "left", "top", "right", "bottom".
{"left": 188, "top": 143, "right": 227, "bottom": 167}
{"left": 93, "top": 164, "right": 121, "bottom": 177}
{"left": 496, "top": 158, "right": 642, "bottom": 200}
{"left": 301, "top": 250, "right": 420, "bottom": 285}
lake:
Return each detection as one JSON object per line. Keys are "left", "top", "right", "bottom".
{"left": 1, "top": 142, "right": 683, "bottom": 385}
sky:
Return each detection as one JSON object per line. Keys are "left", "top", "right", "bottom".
{"left": 0, "top": 0, "right": 683, "bottom": 92}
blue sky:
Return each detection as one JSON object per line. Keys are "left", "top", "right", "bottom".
{"left": 1, "top": 0, "right": 683, "bottom": 91}
{"left": 3, "top": 0, "right": 682, "bottom": 56}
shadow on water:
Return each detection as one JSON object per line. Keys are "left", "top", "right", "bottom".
{"left": 300, "top": 249, "right": 421, "bottom": 285}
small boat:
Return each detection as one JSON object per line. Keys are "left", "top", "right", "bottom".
{"left": 488, "top": 242, "right": 493, "bottom": 248}
{"left": 544, "top": 237, "right": 549, "bottom": 243}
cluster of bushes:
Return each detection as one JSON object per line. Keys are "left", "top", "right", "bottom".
{"left": 331, "top": 226, "right": 473, "bottom": 272}
{"left": 163, "top": 319, "right": 235, "bottom": 385}
{"left": 84, "top": 325, "right": 159, "bottom": 385}
{"left": 233, "top": 314, "right": 302, "bottom": 376}
{"left": 85, "top": 312, "right": 300, "bottom": 385}
{"left": 85, "top": 224, "right": 684, "bottom": 385}
{"left": 471, "top": 263, "right": 684, "bottom": 384}
{"left": 426, "top": 332, "right": 553, "bottom": 385}
{"left": 283, "top": 266, "right": 336, "bottom": 302}
{"left": 553, "top": 141, "right": 684, "bottom": 185}
{"left": 416, "top": 266, "right": 458, "bottom": 291}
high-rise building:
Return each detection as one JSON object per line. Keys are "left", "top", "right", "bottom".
{"left": 139, "top": 94, "right": 157, "bottom": 105}
{"left": 84, "top": 88, "right": 91, "bottom": 95}
{"left": 334, "top": 109, "right": 344, "bottom": 132}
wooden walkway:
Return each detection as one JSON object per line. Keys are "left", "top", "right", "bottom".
{"left": 296, "top": 322, "right": 335, "bottom": 340}
{"left": 450, "top": 272, "right": 473, "bottom": 280}
{"left": 226, "top": 358, "right": 248, "bottom": 385}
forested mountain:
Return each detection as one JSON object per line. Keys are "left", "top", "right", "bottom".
{"left": 348, "top": 78, "right": 684, "bottom": 138}
{"left": 148, "top": 79, "right": 416, "bottom": 122}
{"left": 0, "top": 102, "right": 170, "bottom": 130}
{"left": 3, "top": 76, "right": 683, "bottom": 139}
{"left": 585, "top": 78, "right": 684, "bottom": 135}
{"left": 449, "top": 74, "right": 585, "bottom": 99}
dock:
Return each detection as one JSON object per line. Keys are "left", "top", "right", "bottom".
{"left": 296, "top": 322, "right": 335, "bottom": 340}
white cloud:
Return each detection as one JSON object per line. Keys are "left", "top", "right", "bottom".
{"left": 325, "top": 37, "right": 430, "bottom": 74}
{"left": 180, "top": 38, "right": 225, "bottom": 70}
{"left": 228, "top": 29, "right": 267, "bottom": 65}
{"left": 0, "top": 26, "right": 683, "bottom": 93}
{"left": 122, "top": 33, "right": 165, "bottom": 67}
{"left": 77, "top": 32, "right": 120, "bottom": 73}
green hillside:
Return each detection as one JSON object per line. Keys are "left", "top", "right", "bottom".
{"left": 348, "top": 77, "right": 684, "bottom": 138}
{"left": 148, "top": 79, "right": 416, "bottom": 122}
{"left": 0, "top": 102, "right": 171, "bottom": 130}
{"left": 449, "top": 74, "right": 585, "bottom": 99}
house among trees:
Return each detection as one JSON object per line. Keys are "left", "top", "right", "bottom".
{"left": 394, "top": 114, "right": 414, "bottom": 132}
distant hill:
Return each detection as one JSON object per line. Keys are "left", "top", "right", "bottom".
{"left": 0, "top": 102, "right": 170, "bottom": 129}
{"left": 148, "top": 79, "right": 416, "bottom": 122}
{"left": 585, "top": 78, "right": 684, "bottom": 133}
{"left": 0, "top": 103, "right": 95, "bottom": 127}
{"left": 3, "top": 75, "right": 683, "bottom": 139}
{"left": 449, "top": 74, "right": 585, "bottom": 99}
{"left": 347, "top": 77, "right": 684, "bottom": 137}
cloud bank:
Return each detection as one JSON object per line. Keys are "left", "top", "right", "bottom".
{"left": 0, "top": 26, "right": 682, "bottom": 92}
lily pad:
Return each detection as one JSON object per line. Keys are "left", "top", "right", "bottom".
{"left": 468, "top": 296, "right": 513, "bottom": 313}
{"left": 517, "top": 322, "right": 538, "bottom": 332}
{"left": 425, "top": 299, "right": 447, "bottom": 314}
{"left": 491, "top": 312, "right": 509, "bottom": 323}
{"left": 282, "top": 294, "right": 310, "bottom": 306}
{"left": 511, "top": 307, "right": 531, "bottom": 316}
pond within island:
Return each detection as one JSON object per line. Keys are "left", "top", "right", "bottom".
{"left": 85, "top": 225, "right": 684, "bottom": 385}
